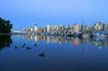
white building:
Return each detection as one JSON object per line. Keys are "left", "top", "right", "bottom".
{"left": 73, "top": 23, "right": 79, "bottom": 33}
{"left": 46, "top": 24, "right": 50, "bottom": 33}
{"left": 34, "top": 24, "right": 38, "bottom": 32}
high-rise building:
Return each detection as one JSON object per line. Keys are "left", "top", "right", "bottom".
{"left": 81, "top": 24, "right": 85, "bottom": 33}
{"left": 104, "top": 24, "right": 108, "bottom": 34}
{"left": 68, "top": 24, "right": 73, "bottom": 34}
{"left": 46, "top": 24, "right": 50, "bottom": 33}
{"left": 94, "top": 22, "right": 103, "bottom": 31}
{"left": 53, "top": 24, "right": 57, "bottom": 32}
{"left": 50, "top": 24, "right": 58, "bottom": 34}
{"left": 73, "top": 23, "right": 79, "bottom": 33}
{"left": 27, "top": 27, "right": 33, "bottom": 32}
{"left": 58, "top": 24, "right": 64, "bottom": 34}
{"left": 85, "top": 25, "right": 90, "bottom": 33}
{"left": 34, "top": 24, "right": 38, "bottom": 32}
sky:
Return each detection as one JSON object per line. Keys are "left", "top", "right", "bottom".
{"left": 0, "top": 0, "right": 108, "bottom": 30}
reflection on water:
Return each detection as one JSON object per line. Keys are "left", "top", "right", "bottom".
{"left": 0, "top": 35, "right": 12, "bottom": 50}
{"left": 22, "top": 35, "right": 108, "bottom": 48}
{"left": 0, "top": 34, "right": 108, "bottom": 70}
{"left": 0, "top": 34, "right": 108, "bottom": 51}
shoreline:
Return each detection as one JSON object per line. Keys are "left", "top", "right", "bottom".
{"left": 0, "top": 33, "right": 11, "bottom": 35}
{"left": 0, "top": 33, "right": 108, "bottom": 39}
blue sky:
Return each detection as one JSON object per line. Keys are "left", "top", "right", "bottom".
{"left": 0, "top": 0, "right": 108, "bottom": 30}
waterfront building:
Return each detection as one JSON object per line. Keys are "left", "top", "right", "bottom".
{"left": 73, "top": 23, "right": 79, "bottom": 33}
{"left": 34, "top": 24, "right": 38, "bottom": 32}
{"left": 38, "top": 27, "right": 42, "bottom": 33}
{"left": 81, "top": 24, "right": 90, "bottom": 33}
{"left": 64, "top": 25, "right": 69, "bottom": 34}
{"left": 69, "top": 24, "right": 73, "bottom": 32}
{"left": 94, "top": 22, "right": 104, "bottom": 32}
{"left": 81, "top": 24, "right": 86, "bottom": 33}
{"left": 58, "top": 24, "right": 64, "bottom": 35}
{"left": 53, "top": 24, "right": 57, "bottom": 33}
{"left": 27, "top": 27, "right": 33, "bottom": 33}
{"left": 104, "top": 24, "right": 108, "bottom": 34}
{"left": 92, "top": 22, "right": 105, "bottom": 37}
{"left": 24, "top": 23, "right": 108, "bottom": 37}
{"left": 50, "top": 24, "right": 57, "bottom": 34}
{"left": 43, "top": 27, "right": 46, "bottom": 33}
{"left": 46, "top": 24, "right": 50, "bottom": 33}
{"left": 85, "top": 24, "right": 90, "bottom": 33}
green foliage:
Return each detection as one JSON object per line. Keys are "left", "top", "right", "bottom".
{"left": 0, "top": 18, "right": 13, "bottom": 33}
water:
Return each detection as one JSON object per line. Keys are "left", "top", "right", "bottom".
{"left": 0, "top": 35, "right": 108, "bottom": 71}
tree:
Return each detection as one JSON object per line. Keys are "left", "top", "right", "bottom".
{"left": 0, "top": 18, "right": 13, "bottom": 33}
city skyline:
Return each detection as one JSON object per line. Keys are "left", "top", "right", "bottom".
{"left": 0, "top": 0, "right": 108, "bottom": 30}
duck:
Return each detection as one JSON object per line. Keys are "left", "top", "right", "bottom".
{"left": 26, "top": 46, "right": 31, "bottom": 49}
{"left": 34, "top": 43, "right": 37, "bottom": 46}
{"left": 15, "top": 46, "right": 18, "bottom": 48}
{"left": 39, "top": 52, "right": 45, "bottom": 57}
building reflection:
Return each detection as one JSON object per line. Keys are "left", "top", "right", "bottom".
{"left": 22, "top": 35, "right": 108, "bottom": 47}
{"left": 34, "top": 35, "right": 39, "bottom": 42}
{"left": 92, "top": 37, "right": 108, "bottom": 47}
{"left": 23, "top": 35, "right": 33, "bottom": 40}
{"left": 45, "top": 36, "right": 51, "bottom": 43}
{"left": 72, "top": 38, "right": 80, "bottom": 46}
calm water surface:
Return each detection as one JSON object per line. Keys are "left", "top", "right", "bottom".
{"left": 0, "top": 35, "right": 108, "bottom": 70}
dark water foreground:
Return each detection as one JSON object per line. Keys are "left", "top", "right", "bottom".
{"left": 0, "top": 35, "right": 108, "bottom": 71}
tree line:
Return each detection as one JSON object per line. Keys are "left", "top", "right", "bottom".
{"left": 0, "top": 17, "right": 12, "bottom": 33}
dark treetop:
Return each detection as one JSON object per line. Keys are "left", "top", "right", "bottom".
{"left": 0, "top": 18, "right": 12, "bottom": 33}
